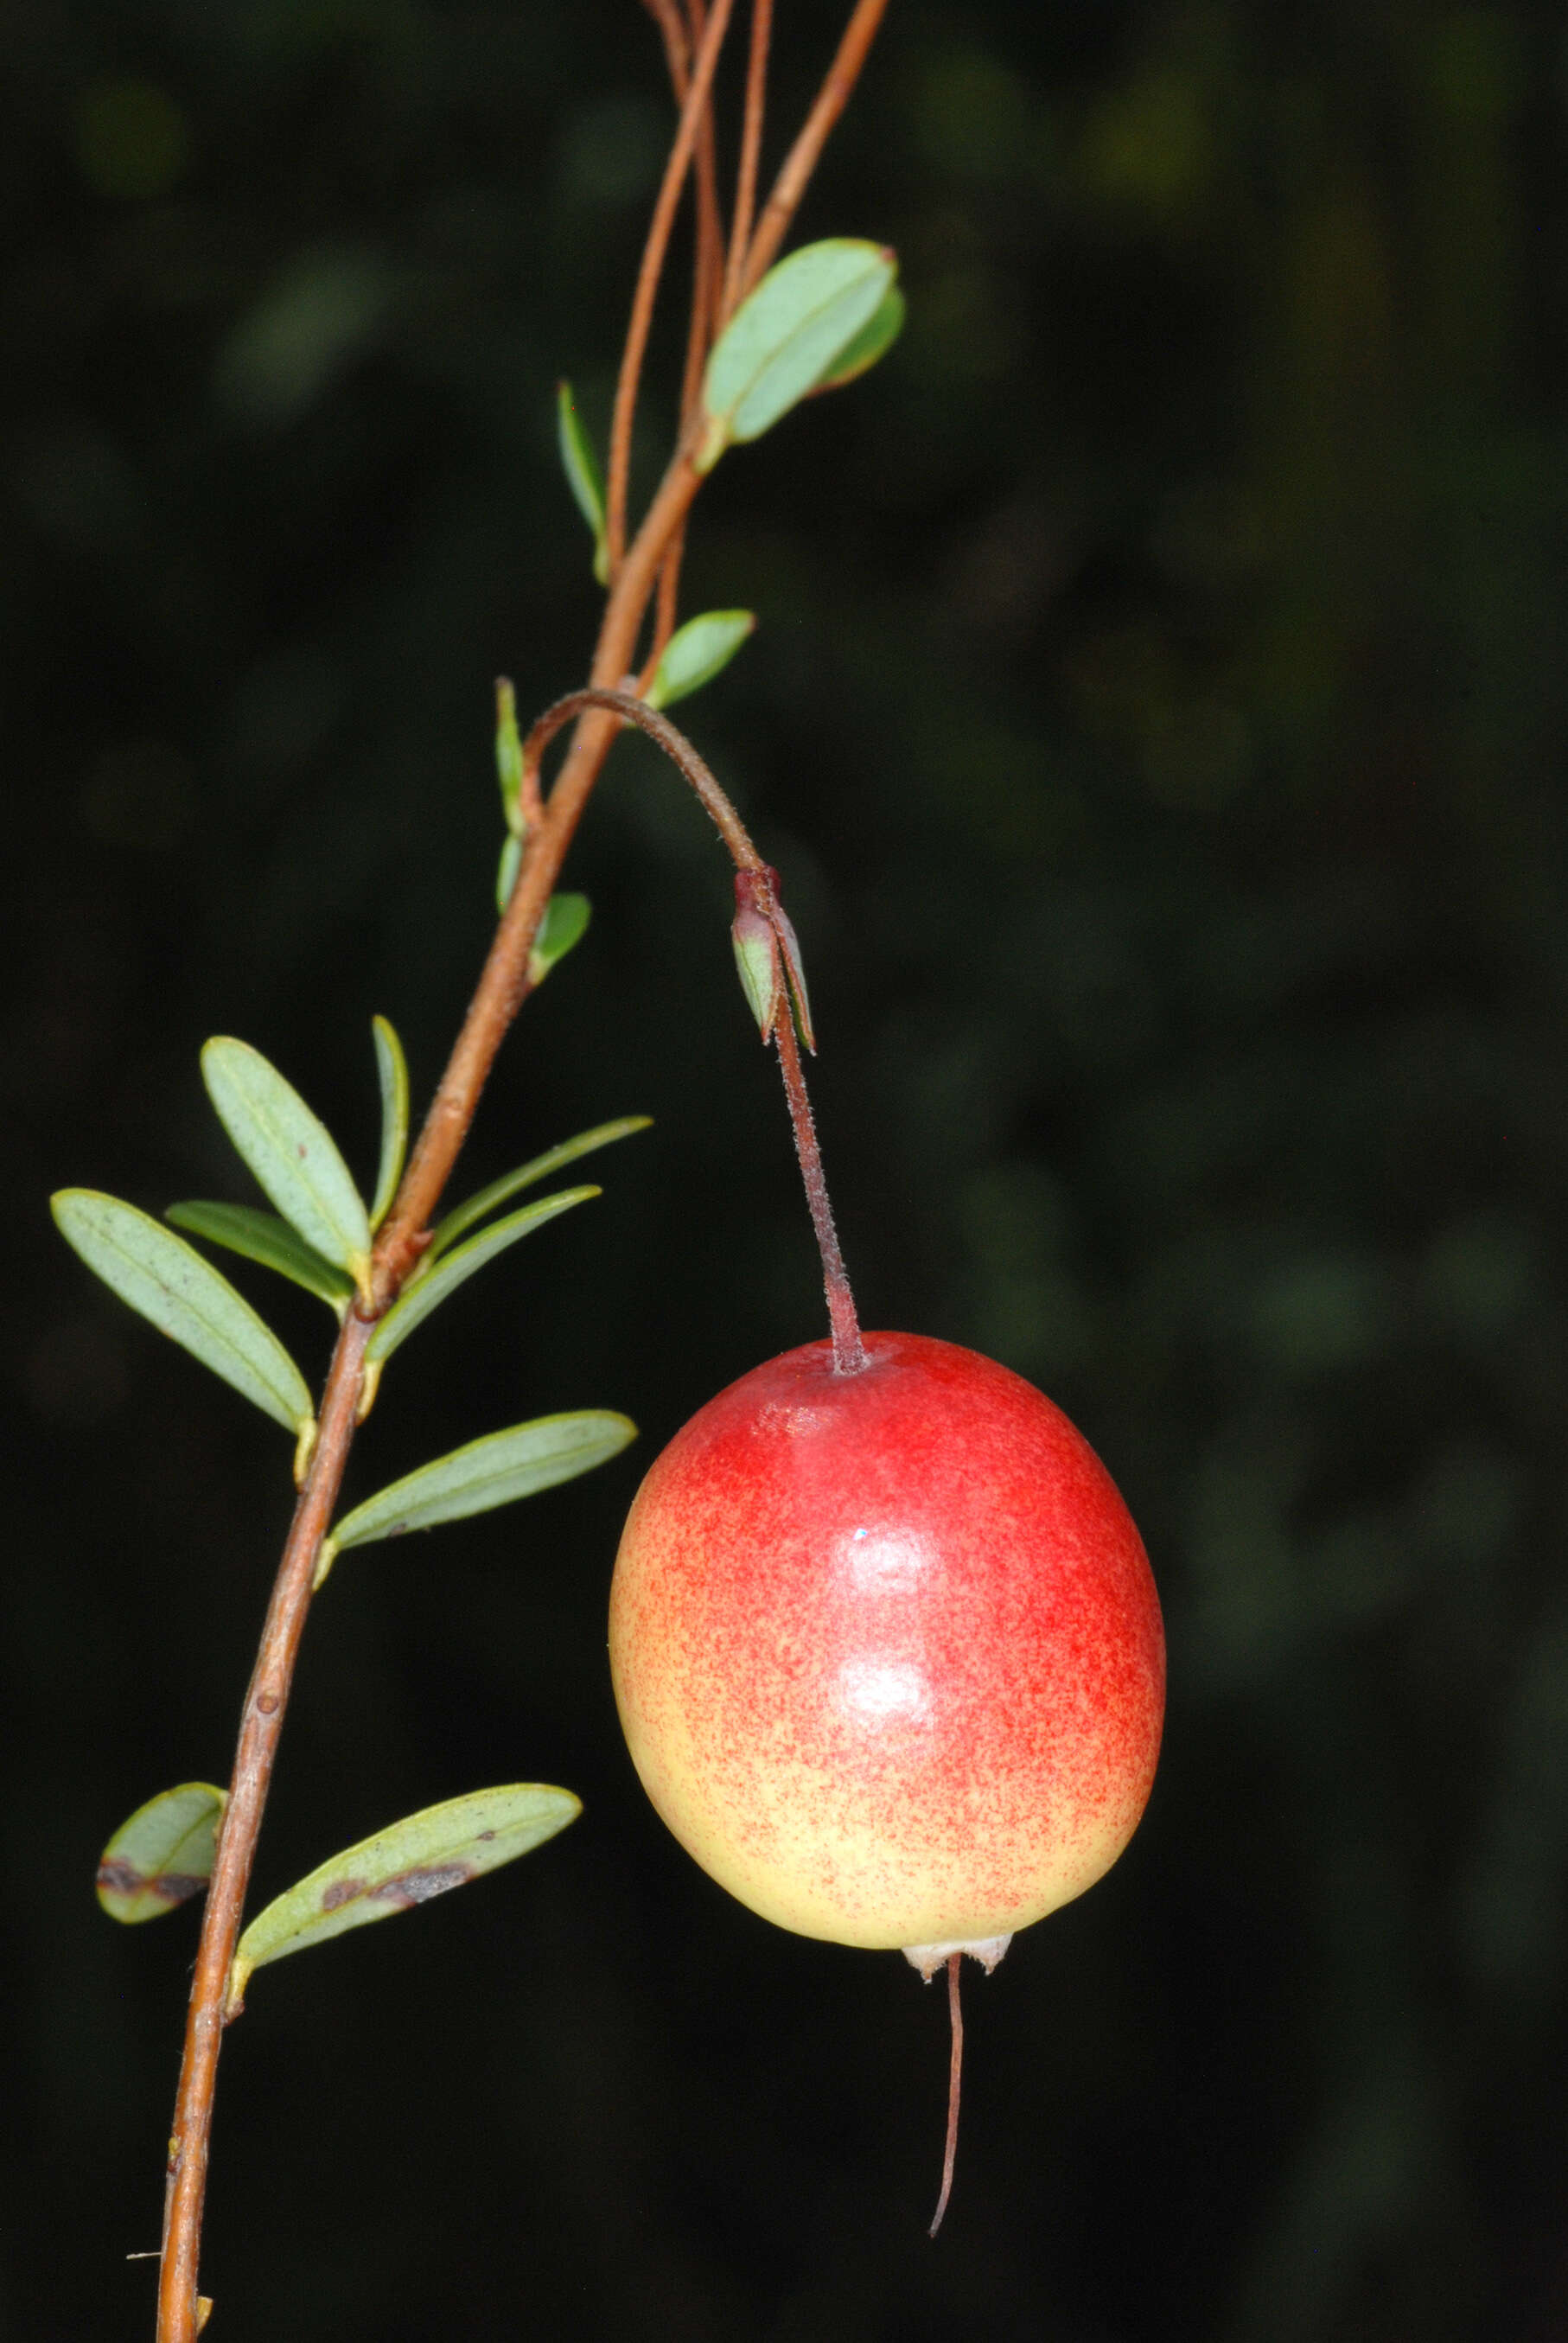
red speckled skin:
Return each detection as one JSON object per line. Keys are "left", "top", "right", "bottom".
{"left": 609, "top": 1331, "right": 1164, "bottom": 1950}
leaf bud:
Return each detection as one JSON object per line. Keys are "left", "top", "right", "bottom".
{"left": 494, "top": 678, "right": 524, "bottom": 833}
{"left": 732, "top": 871, "right": 785, "bottom": 1042}
{"left": 731, "top": 867, "right": 815, "bottom": 1052}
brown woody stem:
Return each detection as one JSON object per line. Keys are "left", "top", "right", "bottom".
{"left": 156, "top": 1310, "right": 373, "bottom": 2343}
{"left": 153, "top": 3, "right": 893, "bottom": 2329}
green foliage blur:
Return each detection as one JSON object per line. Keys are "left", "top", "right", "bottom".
{"left": 7, "top": 3, "right": 1568, "bottom": 2337}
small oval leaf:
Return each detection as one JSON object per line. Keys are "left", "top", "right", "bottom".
{"left": 370, "top": 1015, "right": 410, "bottom": 1231}
{"left": 231, "top": 1784, "right": 580, "bottom": 1999}
{"left": 97, "top": 1783, "right": 228, "bottom": 1924}
{"left": 201, "top": 1037, "right": 372, "bottom": 1284}
{"left": 167, "top": 1201, "right": 354, "bottom": 1313}
{"left": 812, "top": 281, "right": 905, "bottom": 392}
{"left": 527, "top": 891, "right": 591, "bottom": 986}
{"left": 366, "top": 1187, "right": 601, "bottom": 1367}
{"left": 430, "top": 1114, "right": 651, "bottom": 1262}
{"left": 557, "top": 381, "right": 609, "bottom": 585}
{"left": 53, "top": 1191, "right": 315, "bottom": 1432}
{"left": 645, "top": 610, "right": 756, "bottom": 712}
{"left": 328, "top": 1410, "right": 637, "bottom": 1551}
{"left": 698, "top": 239, "right": 896, "bottom": 468}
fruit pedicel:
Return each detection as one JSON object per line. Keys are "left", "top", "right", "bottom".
{"left": 609, "top": 865, "right": 1165, "bottom": 2232}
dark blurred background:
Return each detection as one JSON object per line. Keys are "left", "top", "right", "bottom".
{"left": 6, "top": 1, "right": 1568, "bottom": 2336}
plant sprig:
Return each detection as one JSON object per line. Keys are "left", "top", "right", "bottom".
{"left": 55, "top": 8, "right": 899, "bottom": 2334}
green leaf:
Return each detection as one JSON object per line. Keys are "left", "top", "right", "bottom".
{"left": 201, "top": 1037, "right": 373, "bottom": 1292}
{"left": 494, "top": 676, "right": 524, "bottom": 833}
{"left": 527, "top": 891, "right": 590, "bottom": 986}
{"left": 645, "top": 610, "right": 756, "bottom": 712}
{"left": 557, "top": 380, "right": 609, "bottom": 585}
{"left": 97, "top": 1782, "right": 228, "bottom": 1925}
{"left": 167, "top": 1201, "right": 354, "bottom": 1312}
{"left": 430, "top": 1114, "right": 651, "bottom": 1261}
{"left": 52, "top": 1190, "right": 315, "bottom": 1433}
{"left": 325, "top": 1410, "right": 636, "bottom": 1554}
{"left": 370, "top": 1015, "right": 410, "bottom": 1231}
{"left": 812, "top": 282, "right": 905, "bottom": 392}
{"left": 496, "top": 832, "right": 523, "bottom": 913}
{"left": 698, "top": 239, "right": 897, "bottom": 469}
{"left": 366, "top": 1187, "right": 600, "bottom": 1367}
{"left": 230, "top": 1784, "right": 580, "bottom": 2002}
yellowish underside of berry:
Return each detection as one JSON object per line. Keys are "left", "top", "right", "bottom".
{"left": 613, "top": 1682, "right": 1144, "bottom": 1951}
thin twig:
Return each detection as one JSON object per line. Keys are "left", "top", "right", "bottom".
{"left": 695, "top": 117, "right": 726, "bottom": 343}
{"left": 680, "top": 219, "right": 717, "bottom": 430}
{"left": 629, "top": 0, "right": 722, "bottom": 689}
{"left": 743, "top": 0, "right": 893, "bottom": 295}
{"left": 637, "top": 0, "right": 690, "bottom": 84}
{"left": 685, "top": 0, "right": 728, "bottom": 341}
{"left": 642, "top": 0, "right": 725, "bottom": 348}
{"left": 156, "top": 1311, "right": 373, "bottom": 2343}
{"left": 638, "top": 122, "right": 724, "bottom": 692}
{"left": 606, "top": 0, "right": 736, "bottom": 576}
{"left": 722, "top": 0, "right": 773, "bottom": 321}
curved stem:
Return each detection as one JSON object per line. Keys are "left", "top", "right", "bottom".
{"left": 521, "top": 687, "right": 764, "bottom": 872}
{"left": 156, "top": 1311, "right": 373, "bottom": 2343}
{"left": 522, "top": 689, "right": 866, "bottom": 1374}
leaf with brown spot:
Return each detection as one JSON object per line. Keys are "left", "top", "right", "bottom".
{"left": 230, "top": 1784, "right": 580, "bottom": 2000}
{"left": 96, "top": 1783, "right": 228, "bottom": 1925}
